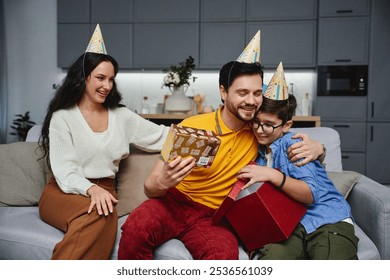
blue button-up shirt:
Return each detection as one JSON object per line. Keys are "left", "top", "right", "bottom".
{"left": 255, "top": 132, "right": 352, "bottom": 234}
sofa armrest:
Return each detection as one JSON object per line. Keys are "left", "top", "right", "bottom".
{"left": 347, "top": 174, "right": 390, "bottom": 260}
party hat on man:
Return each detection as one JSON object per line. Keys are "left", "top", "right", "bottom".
{"left": 263, "top": 62, "right": 289, "bottom": 100}
{"left": 236, "top": 30, "right": 260, "bottom": 64}
{"left": 85, "top": 24, "right": 107, "bottom": 54}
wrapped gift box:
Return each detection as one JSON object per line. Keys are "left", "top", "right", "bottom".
{"left": 213, "top": 177, "right": 306, "bottom": 251}
{"left": 161, "top": 124, "right": 221, "bottom": 167}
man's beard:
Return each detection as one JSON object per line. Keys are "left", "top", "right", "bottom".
{"left": 225, "top": 100, "right": 257, "bottom": 122}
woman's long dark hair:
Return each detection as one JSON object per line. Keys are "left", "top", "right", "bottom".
{"left": 39, "top": 52, "right": 124, "bottom": 163}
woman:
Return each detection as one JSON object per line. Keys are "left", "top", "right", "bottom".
{"left": 38, "top": 25, "right": 168, "bottom": 259}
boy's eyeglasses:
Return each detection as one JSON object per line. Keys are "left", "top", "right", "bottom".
{"left": 251, "top": 120, "right": 283, "bottom": 135}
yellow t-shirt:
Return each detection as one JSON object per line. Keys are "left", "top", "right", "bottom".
{"left": 177, "top": 108, "right": 258, "bottom": 209}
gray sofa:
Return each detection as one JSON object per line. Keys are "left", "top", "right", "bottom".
{"left": 0, "top": 126, "right": 389, "bottom": 260}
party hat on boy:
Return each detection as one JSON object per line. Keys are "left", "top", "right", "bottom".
{"left": 263, "top": 62, "right": 289, "bottom": 100}
{"left": 236, "top": 30, "right": 260, "bottom": 64}
{"left": 85, "top": 24, "right": 107, "bottom": 54}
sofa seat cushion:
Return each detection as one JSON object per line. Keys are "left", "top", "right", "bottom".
{"left": 0, "top": 207, "right": 61, "bottom": 259}
{"left": 0, "top": 207, "right": 380, "bottom": 260}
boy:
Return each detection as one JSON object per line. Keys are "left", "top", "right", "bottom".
{"left": 238, "top": 63, "right": 359, "bottom": 260}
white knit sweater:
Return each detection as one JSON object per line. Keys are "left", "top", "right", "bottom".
{"left": 49, "top": 105, "right": 168, "bottom": 196}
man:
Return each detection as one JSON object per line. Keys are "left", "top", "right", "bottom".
{"left": 118, "top": 31, "right": 324, "bottom": 259}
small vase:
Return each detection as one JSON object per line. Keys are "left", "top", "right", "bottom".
{"left": 165, "top": 85, "right": 192, "bottom": 114}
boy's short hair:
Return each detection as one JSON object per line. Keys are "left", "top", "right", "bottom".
{"left": 259, "top": 94, "right": 297, "bottom": 124}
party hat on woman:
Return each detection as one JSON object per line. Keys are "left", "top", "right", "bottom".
{"left": 85, "top": 24, "right": 107, "bottom": 54}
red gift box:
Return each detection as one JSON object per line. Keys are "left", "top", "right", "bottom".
{"left": 213, "top": 178, "right": 306, "bottom": 251}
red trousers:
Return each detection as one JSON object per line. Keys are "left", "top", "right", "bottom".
{"left": 39, "top": 177, "right": 118, "bottom": 260}
{"left": 118, "top": 188, "right": 238, "bottom": 260}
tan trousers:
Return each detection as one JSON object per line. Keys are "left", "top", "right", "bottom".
{"left": 39, "top": 177, "right": 118, "bottom": 260}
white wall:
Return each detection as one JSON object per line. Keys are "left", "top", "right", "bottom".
{"left": 4, "top": 0, "right": 316, "bottom": 143}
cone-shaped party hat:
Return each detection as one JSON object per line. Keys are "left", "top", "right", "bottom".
{"left": 85, "top": 24, "right": 107, "bottom": 54}
{"left": 236, "top": 30, "right": 260, "bottom": 64}
{"left": 263, "top": 62, "right": 289, "bottom": 100}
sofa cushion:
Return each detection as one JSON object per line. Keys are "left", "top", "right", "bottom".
{"left": 327, "top": 170, "right": 361, "bottom": 198}
{"left": 116, "top": 148, "right": 160, "bottom": 217}
{"left": 0, "top": 142, "right": 46, "bottom": 206}
{"left": 290, "top": 127, "right": 342, "bottom": 172}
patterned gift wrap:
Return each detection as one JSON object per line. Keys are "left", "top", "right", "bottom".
{"left": 161, "top": 124, "right": 221, "bottom": 167}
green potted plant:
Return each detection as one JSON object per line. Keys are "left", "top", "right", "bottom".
{"left": 10, "top": 111, "right": 36, "bottom": 141}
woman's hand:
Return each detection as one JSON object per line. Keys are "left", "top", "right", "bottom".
{"left": 288, "top": 133, "right": 325, "bottom": 166}
{"left": 86, "top": 185, "right": 118, "bottom": 216}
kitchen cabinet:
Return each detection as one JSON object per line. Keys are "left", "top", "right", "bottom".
{"left": 57, "top": 24, "right": 90, "bottom": 68}
{"left": 133, "top": 0, "right": 199, "bottom": 22}
{"left": 317, "top": 17, "right": 370, "bottom": 65}
{"left": 247, "top": 0, "right": 317, "bottom": 20}
{"left": 201, "top": 0, "right": 245, "bottom": 22}
{"left": 365, "top": 0, "right": 390, "bottom": 184}
{"left": 247, "top": 21, "right": 316, "bottom": 68}
{"left": 199, "top": 23, "right": 245, "bottom": 69}
{"left": 315, "top": 97, "right": 367, "bottom": 121}
{"left": 366, "top": 123, "right": 390, "bottom": 184}
{"left": 319, "top": 0, "right": 370, "bottom": 17}
{"left": 133, "top": 23, "right": 199, "bottom": 69}
{"left": 315, "top": 97, "right": 367, "bottom": 173}
{"left": 91, "top": 0, "right": 133, "bottom": 23}
{"left": 97, "top": 24, "right": 133, "bottom": 68}
{"left": 367, "top": 0, "right": 390, "bottom": 121}
{"left": 57, "top": 0, "right": 90, "bottom": 23}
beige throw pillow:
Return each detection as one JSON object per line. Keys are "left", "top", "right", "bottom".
{"left": 0, "top": 142, "right": 46, "bottom": 206}
{"left": 327, "top": 170, "right": 361, "bottom": 198}
{"left": 116, "top": 149, "right": 160, "bottom": 217}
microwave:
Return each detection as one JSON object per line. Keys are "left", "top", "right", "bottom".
{"left": 317, "top": 65, "right": 368, "bottom": 96}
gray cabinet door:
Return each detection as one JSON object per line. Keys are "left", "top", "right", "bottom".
{"left": 247, "top": 0, "right": 317, "bottom": 20}
{"left": 315, "top": 97, "right": 367, "bottom": 121}
{"left": 366, "top": 123, "right": 390, "bottom": 184}
{"left": 367, "top": 0, "right": 390, "bottom": 121}
{"left": 322, "top": 122, "right": 366, "bottom": 152}
{"left": 247, "top": 21, "right": 317, "bottom": 68}
{"left": 319, "top": 0, "right": 370, "bottom": 17}
{"left": 318, "top": 17, "right": 369, "bottom": 65}
{"left": 58, "top": 0, "right": 90, "bottom": 23}
{"left": 57, "top": 24, "right": 90, "bottom": 68}
{"left": 341, "top": 152, "right": 366, "bottom": 174}
{"left": 96, "top": 24, "right": 133, "bottom": 68}
{"left": 133, "top": 23, "right": 199, "bottom": 69}
{"left": 133, "top": 0, "right": 199, "bottom": 22}
{"left": 91, "top": 0, "right": 133, "bottom": 23}
{"left": 199, "top": 23, "right": 245, "bottom": 69}
{"left": 201, "top": 0, "right": 245, "bottom": 22}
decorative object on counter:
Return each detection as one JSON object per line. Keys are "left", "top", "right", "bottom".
{"left": 10, "top": 111, "right": 36, "bottom": 142}
{"left": 301, "top": 93, "right": 312, "bottom": 116}
{"left": 162, "top": 56, "right": 197, "bottom": 114}
{"left": 202, "top": 106, "right": 214, "bottom": 113}
{"left": 141, "top": 96, "right": 150, "bottom": 114}
{"left": 193, "top": 93, "right": 205, "bottom": 114}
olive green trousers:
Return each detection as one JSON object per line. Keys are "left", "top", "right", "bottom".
{"left": 256, "top": 222, "right": 359, "bottom": 260}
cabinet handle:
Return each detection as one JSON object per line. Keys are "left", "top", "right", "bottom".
{"left": 371, "top": 102, "right": 375, "bottom": 118}
{"left": 370, "top": 126, "right": 374, "bottom": 142}
{"left": 336, "top": 10, "right": 353, "bottom": 14}
{"left": 333, "top": 125, "right": 350, "bottom": 128}
{"left": 335, "top": 59, "right": 352, "bottom": 62}
{"left": 342, "top": 155, "right": 350, "bottom": 159}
